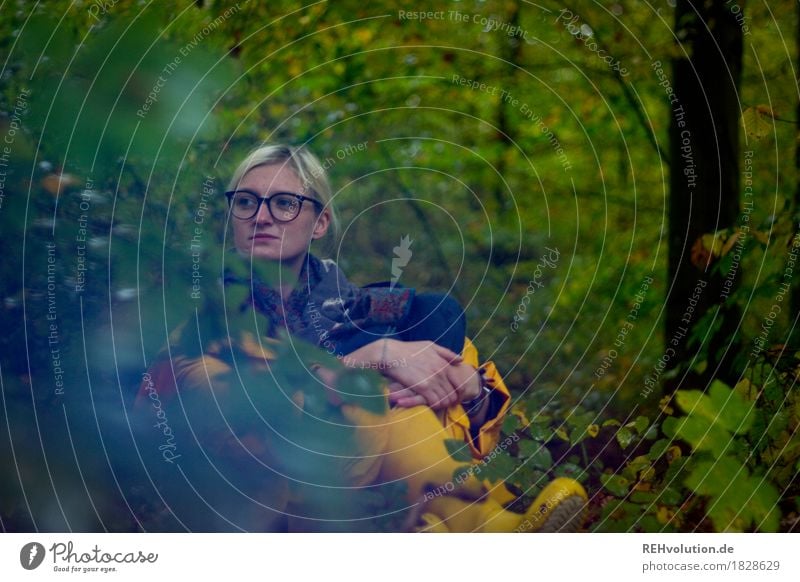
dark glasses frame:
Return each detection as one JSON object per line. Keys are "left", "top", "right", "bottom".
{"left": 225, "top": 189, "right": 324, "bottom": 222}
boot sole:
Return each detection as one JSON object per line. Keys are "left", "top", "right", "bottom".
{"left": 536, "top": 495, "right": 588, "bottom": 533}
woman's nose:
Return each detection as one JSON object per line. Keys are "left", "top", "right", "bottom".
{"left": 253, "top": 200, "right": 274, "bottom": 224}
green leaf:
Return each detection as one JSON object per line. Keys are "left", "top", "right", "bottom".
{"left": 518, "top": 440, "right": 553, "bottom": 470}
{"left": 616, "top": 426, "right": 636, "bottom": 449}
{"left": 600, "top": 498, "right": 625, "bottom": 521}
{"left": 686, "top": 456, "right": 780, "bottom": 532}
{"left": 444, "top": 439, "right": 473, "bottom": 463}
{"left": 708, "top": 380, "right": 754, "bottom": 434}
{"left": 664, "top": 455, "right": 691, "bottom": 483}
{"left": 527, "top": 422, "right": 551, "bottom": 441}
{"left": 684, "top": 456, "right": 741, "bottom": 495}
{"left": 630, "top": 415, "right": 649, "bottom": 434}
{"left": 630, "top": 490, "right": 658, "bottom": 504}
{"left": 675, "top": 390, "right": 719, "bottom": 424}
{"left": 601, "top": 473, "right": 631, "bottom": 497}
{"left": 763, "top": 379, "right": 782, "bottom": 403}
{"left": 502, "top": 415, "right": 519, "bottom": 434}
{"left": 621, "top": 455, "right": 651, "bottom": 482}
{"left": 508, "top": 464, "right": 547, "bottom": 490}
{"left": 478, "top": 449, "right": 517, "bottom": 482}
{"left": 663, "top": 414, "right": 730, "bottom": 458}
{"left": 675, "top": 380, "right": 753, "bottom": 434}
{"left": 766, "top": 409, "right": 790, "bottom": 439}
{"left": 553, "top": 462, "right": 587, "bottom": 483}
{"left": 647, "top": 439, "right": 671, "bottom": 460}
{"left": 656, "top": 487, "right": 684, "bottom": 506}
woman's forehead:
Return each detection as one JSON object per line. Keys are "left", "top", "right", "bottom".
{"left": 238, "top": 163, "right": 303, "bottom": 192}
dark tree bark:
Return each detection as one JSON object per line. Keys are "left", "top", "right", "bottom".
{"left": 792, "top": 1, "right": 800, "bottom": 341}
{"left": 667, "top": 1, "right": 743, "bottom": 386}
{"left": 492, "top": 1, "right": 523, "bottom": 208}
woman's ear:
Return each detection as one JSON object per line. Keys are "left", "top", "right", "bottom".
{"left": 311, "top": 208, "right": 331, "bottom": 240}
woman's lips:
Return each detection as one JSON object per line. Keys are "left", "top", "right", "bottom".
{"left": 251, "top": 233, "right": 279, "bottom": 240}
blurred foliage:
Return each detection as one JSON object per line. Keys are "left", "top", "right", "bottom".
{"left": 1, "top": 0, "right": 799, "bottom": 531}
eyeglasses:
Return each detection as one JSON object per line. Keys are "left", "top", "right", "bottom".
{"left": 225, "top": 189, "right": 324, "bottom": 222}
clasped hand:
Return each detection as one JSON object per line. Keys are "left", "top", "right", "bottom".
{"left": 345, "top": 339, "right": 482, "bottom": 410}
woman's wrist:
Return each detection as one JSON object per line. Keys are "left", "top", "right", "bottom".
{"left": 461, "top": 368, "right": 489, "bottom": 406}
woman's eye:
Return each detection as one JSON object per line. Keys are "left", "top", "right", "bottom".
{"left": 236, "top": 196, "right": 256, "bottom": 208}
{"left": 275, "top": 197, "right": 298, "bottom": 210}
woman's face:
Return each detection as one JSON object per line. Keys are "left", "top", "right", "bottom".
{"left": 230, "top": 163, "right": 330, "bottom": 273}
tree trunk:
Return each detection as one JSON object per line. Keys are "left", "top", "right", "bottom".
{"left": 792, "top": 0, "right": 800, "bottom": 340}
{"left": 667, "top": 0, "right": 743, "bottom": 387}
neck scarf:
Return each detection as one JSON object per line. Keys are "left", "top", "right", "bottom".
{"left": 226, "top": 253, "right": 415, "bottom": 353}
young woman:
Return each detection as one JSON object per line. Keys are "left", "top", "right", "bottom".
{"left": 134, "top": 144, "right": 587, "bottom": 532}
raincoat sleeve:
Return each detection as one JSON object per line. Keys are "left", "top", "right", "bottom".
{"left": 438, "top": 337, "right": 512, "bottom": 460}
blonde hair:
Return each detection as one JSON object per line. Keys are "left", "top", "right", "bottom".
{"left": 227, "top": 143, "right": 340, "bottom": 244}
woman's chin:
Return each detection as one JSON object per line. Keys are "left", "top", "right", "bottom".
{"left": 238, "top": 246, "right": 304, "bottom": 266}
{"left": 249, "top": 249, "right": 282, "bottom": 262}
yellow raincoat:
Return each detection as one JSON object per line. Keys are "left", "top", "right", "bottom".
{"left": 135, "top": 330, "right": 525, "bottom": 531}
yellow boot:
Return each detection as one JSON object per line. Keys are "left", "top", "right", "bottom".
{"left": 511, "top": 477, "right": 588, "bottom": 532}
{"left": 344, "top": 404, "right": 587, "bottom": 532}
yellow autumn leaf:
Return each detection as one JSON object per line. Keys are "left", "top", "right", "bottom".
{"left": 353, "top": 28, "right": 374, "bottom": 44}
{"left": 693, "top": 360, "right": 708, "bottom": 375}
{"left": 554, "top": 427, "right": 569, "bottom": 441}
{"left": 659, "top": 395, "right": 674, "bottom": 415}
{"left": 701, "top": 231, "right": 726, "bottom": 258}
{"left": 511, "top": 405, "right": 530, "bottom": 427}
{"left": 752, "top": 230, "right": 770, "bottom": 245}
{"left": 639, "top": 465, "right": 656, "bottom": 482}
{"left": 666, "top": 446, "right": 682, "bottom": 463}
{"left": 288, "top": 60, "right": 303, "bottom": 77}
{"left": 741, "top": 106, "right": 773, "bottom": 140}
{"left": 656, "top": 505, "right": 675, "bottom": 525}
{"left": 734, "top": 378, "right": 758, "bottom": 401}
{"left": 720, "top": 231, "right": 740, "bottom": 256}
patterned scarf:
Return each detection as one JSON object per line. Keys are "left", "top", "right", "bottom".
{"left": 226, "top": 253, "right": 414, "bottom": 354}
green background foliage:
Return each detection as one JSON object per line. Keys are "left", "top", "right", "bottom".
{"left": 1, "top": 0, "right": 798, "bottom": 532}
